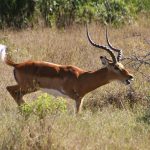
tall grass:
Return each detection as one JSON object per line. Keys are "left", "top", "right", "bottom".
{"left": 0, "top": 16, "right": 150, "bottom": 149}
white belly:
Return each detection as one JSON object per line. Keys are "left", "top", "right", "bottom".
{"left": 41, "top": 88, "right": 70, "bottom": 99}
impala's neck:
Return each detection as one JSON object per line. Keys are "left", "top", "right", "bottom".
{"left": 80, "top": 67, "right": 116, "bottom": 95}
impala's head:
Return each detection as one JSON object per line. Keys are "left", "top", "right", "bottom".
{"left": 86, "top": 25, "right": 134, "bottom": 85}
{"left": 100, "top": 56, "right": 133, "bottom": 85}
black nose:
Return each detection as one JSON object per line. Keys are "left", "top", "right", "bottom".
{"left": 128, "top": 75, "right": 133, "bottom": 79}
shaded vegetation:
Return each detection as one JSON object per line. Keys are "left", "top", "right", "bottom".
{"left": 0, "top": 0, "right": 35, "bottom": 28}
{"left": 0, "top": 0, "right": 150, "bottom": 28}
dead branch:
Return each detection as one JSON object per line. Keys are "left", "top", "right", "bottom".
{"left": 122, "top": 52, "right": 150, "bottom": 66}
{"left": 122, "top": 52, "right": 150, "bottom": 82}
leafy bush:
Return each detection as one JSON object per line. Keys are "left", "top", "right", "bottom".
{"left": 0, "top": 0, "right": 150, "bottom": 28}
{"left": 37, "top": 0, "right": 149, "bottom": 27}
{"left": 37, "top": 0, "right": 78, "bottom": 27}
{"left": 96, "top": 0, "right": 134, "bottom": 25}
{"left": 21, "top": 93, "right": 67, "bottom": 119}
{"left": 0, "top": 0, "right": 35, "bottom": 28}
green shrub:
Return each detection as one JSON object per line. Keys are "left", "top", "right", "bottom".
{"left": 37, "top": 0, "right": 77, "bottom": 27}
{"left": 21, "top": 93, "right": 67, "bottom": 119}
{"left": 96, "top": 0, "right": 133, "bottom": 25}
{"left": 37, "top": 0, "right": 147, "bottom": 27}
{"left": 0, "top": 0, "right": 150, "bottom": 28}
{"left": 0, "top": 0, "right": 35, "bottom": 28}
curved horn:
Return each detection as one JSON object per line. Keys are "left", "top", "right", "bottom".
{"left": 106, "top": 27, "right": 122, "bottom": 61}
{"left": 86, "top": 24, "right": 117, "bottom": 64}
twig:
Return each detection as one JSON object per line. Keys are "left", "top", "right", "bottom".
{"left": 122, "top": 52, "right": 150, "bottom": 82}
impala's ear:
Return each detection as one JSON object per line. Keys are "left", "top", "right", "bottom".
{"left": 100, "top": 56, "right": 110, "bottom": 66}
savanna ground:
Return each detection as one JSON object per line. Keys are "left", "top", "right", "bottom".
{"left": 0, "top": 15, "right": 150, "bottom": 150}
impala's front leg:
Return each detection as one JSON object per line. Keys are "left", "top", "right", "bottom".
{"left": 75, "top": 98, "right": 84, "bottom": 114}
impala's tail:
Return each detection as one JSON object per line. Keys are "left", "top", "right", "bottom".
{"left": 0, "top": 44, "right": 17, "bottom": 67}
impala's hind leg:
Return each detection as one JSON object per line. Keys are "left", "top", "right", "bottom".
{"left": 7, "top": 85, "right": 24, "bottom": 105}
{"left": 6, "top": 85, "right": 37, "bottom": 106}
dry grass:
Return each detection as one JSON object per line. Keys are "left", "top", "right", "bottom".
{"left": 0, "top": 15, "right": 150, "bottom": 149}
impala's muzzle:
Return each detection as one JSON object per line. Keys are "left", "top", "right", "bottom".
{"left": 124, "top": 75, "right": 134, "bottom": 85}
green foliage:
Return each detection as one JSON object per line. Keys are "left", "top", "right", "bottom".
{"left": 37, "top": 0, "right": 78, "bottom": 27}
{"left": 96, "top": 0, "right": 133, "bottom": 25}
{"left": 75, "top": 1, "right": 97, "bottom": 24}
{"left": 21, "top": 93, "right": 67, "bottom": 119}
{"left": 0, "top": 0, "right": 150, "bottom": 28}
{"left": 0, "top": 0, "right": 35, "bottom": 28}
{"left": 37, "top": 0, "right": 150, "bottom": 27}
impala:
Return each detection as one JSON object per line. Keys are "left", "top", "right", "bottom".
{"left": 0, "top": 26, "right": 133, "bottom": 113}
